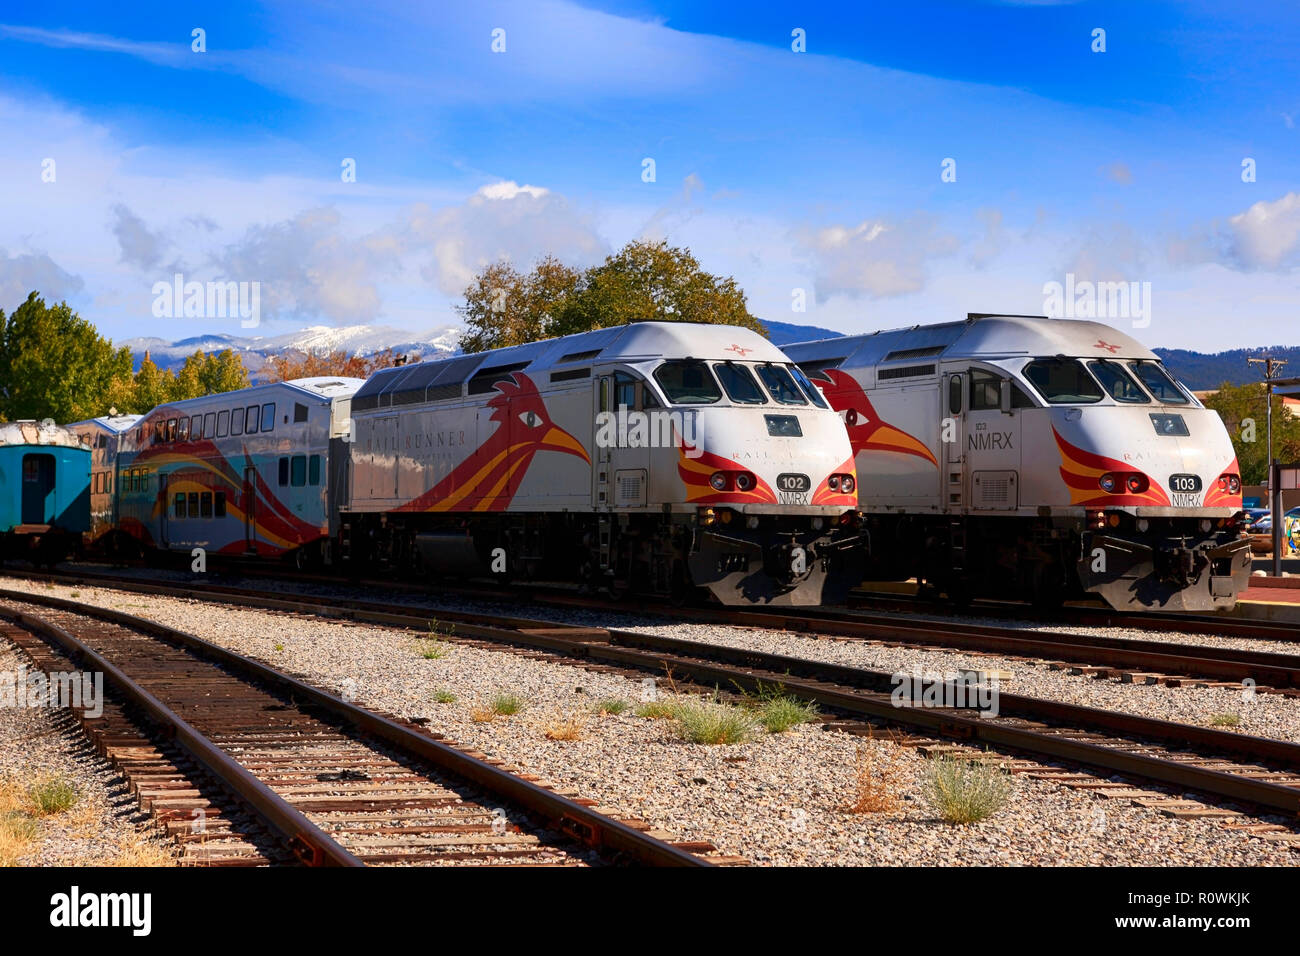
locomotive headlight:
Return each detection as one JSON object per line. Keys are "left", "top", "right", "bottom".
{"left": 747, "top": 516, "right": 760, "bottom": 530}
{"left": 841, "top": 475, "right": 855, "bottom": 494}
{"left": 1137, "top": 518, "right": 1150, "bottom": 533}
{"left": 1228, "top": 475, "right": 1241, "bottom": 493}
{"left": 812, "top": 517, "right": 824, "bottom": 531}
{"left": 1099, "top": 473, "right": 1117, "bottom": 493}
{"left": 1199, "top": 518, "right": 1213, "bottom": 533}
{"left": 710, "top": 471, "right": 728, "bottom": 491}
{"left": 828, "top": 475, "right": 840, "bottom": 491}
{"left": 736, "top": 472, "right": 756, "bottom": 492}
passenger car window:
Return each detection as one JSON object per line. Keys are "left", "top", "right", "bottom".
{"left": 177, "top": 417, "right": 189, "bottom": 441}
{"left": 713, "top": 363, "right": 766, "bottom": 404}
{"left": 1089, "top": 360, "right": 1148, "bottom": 403}
{"left": 215, "top": 492, "right": 227, "bottom": 517}
{"left": 231, "top": 409, "right": 243, "bottom": 436}
{"left": 756, "top": 364, "right": 807, "bottom": 405}
{"left": 217, "top": 410, "right": 229, "bottom": 437}
{"left": 200, "top": 492, "right": 212, "bottom": 518}
{"left": 1023, "top": 359, "right": 1104, "bottom": 404}
{"left": 204, "top": 412, "right": 216, "bottom": 438}
{"left": 291, "top": 455, "right": 306, "bottom": 487}
{"left": 245, "top": 406, "right": 260, "bottom": 434}
{"left": 308, "top": 455, "right": 321, "bottom": 486}
{"left": 261, "top": 403, "right": 276, "bottom": 432}
{"left": 173, "top": 493, "right": 185, "bottom": 518}
{"left": 1128, "top": 361, "right": 1190, "bottom": 404}
{"left": 653, "top": 360, "right": 722, "bottom": 404}
{"left": 278, "top": 457, "right": 289, "bottom": 487}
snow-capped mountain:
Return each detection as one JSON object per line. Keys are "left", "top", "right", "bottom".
{"left": 118, "top": 319, "right": 844, "bottom": 379}
{"left": 120, "top": 324, "right": 464, "bottom": 375}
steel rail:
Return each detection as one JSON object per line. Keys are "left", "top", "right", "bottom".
{"left": 0, "top": 588, "right": 711, "bottom": 867}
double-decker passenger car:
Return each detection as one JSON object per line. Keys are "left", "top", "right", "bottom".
{"left": 114, "top": 378, "right": 363, "bottom": 565}
{"left": 66, "top": 414, "right": 142, "bottom": 555}
{"left": 786, "top": 314, "right": 1251, "bottom": 611}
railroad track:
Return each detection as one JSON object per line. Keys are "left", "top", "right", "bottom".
{"left": 846, "top": 587, "right": 1300, "bottom": 643}
{"left": 14, "top": 565, "right": 1300, "bottom": 693}
{"left": 5, "top": 571, "right": 1300, "bottom": 833}
{"left": 0, "top": 590, "right": 727, "bottom": 867}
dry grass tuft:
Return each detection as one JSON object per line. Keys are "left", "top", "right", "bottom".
{"left": 843, "top": 742, "right": 906, "bottom": 814}
{"left": 542, "top": 711, "right": 587, "bottom": 741}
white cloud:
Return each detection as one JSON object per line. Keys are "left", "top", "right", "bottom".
{"left": 795, "top": 214, "right": 960, "bottom": 301}
{"left": 394, "top": 181, "right": 607, "bottom": 295}
{"left": 1223, "top": 192, "right": 1300, "bottom": 270}
{"left": 0, "top": 249, "right": 84, "bottom": 312}
{"left": 111, "top": 204, "right": 166, "bottom": 270}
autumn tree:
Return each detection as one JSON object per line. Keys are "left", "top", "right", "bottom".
{"left": 0, "top": 292, "right": 135, "bottom": 423}
{"left": 266, "top": 348, "right": 404, "bottom": 382}
{"left": 1202, "top": 381, "right": 1300, "bottom": 484}
{"left": 455, "top": 242, "right": 764, "bottom": 353}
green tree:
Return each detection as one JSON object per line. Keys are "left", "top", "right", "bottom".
{"left": 456, "top": 256, "right": 583, "bottom": 353}
{"left": 1202, "top": 381, "right": 1300, "bottom": 485}
{"left": 172, "top": 349, "right": 249, "bottom": 402}
{"left": 455, "top": 241, "right": 765, "bottom": 353}
{"left": 132, "top": 352, "right": 175, "bottom": 414}
{"left": 0, "top": 292, "right": 134, "bottom": 423}
{"left": 561, "top": 240, "right": 765, "bottom": 338}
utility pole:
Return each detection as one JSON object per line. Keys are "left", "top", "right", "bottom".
{"left": 1248, "top": 355, "right": 1288, "bottom": 489}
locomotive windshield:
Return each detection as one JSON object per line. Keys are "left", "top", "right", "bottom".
{"left": 713, "top": 362, "right": 766, "bottom": 404}
{"left": 1088, "top": 360, "right": 1148, "bottom": 403}
{"left": 756, "top": 363, "right": 808, "bottom": 405}
{"left": 654, "top": 360, "right": 722, "bottom": 404}
{"left": 1023, "top": 359, "right": 1104, "bottom": 404}
{"left": 1128, "top": 361, "right": 1190, "bottom": 404}
{"left": 788, "top": 364, "right": 829, "bottom": 408}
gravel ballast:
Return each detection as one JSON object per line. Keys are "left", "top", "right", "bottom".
{"left": 2, "top": 574, "right": 1296, "bottom": 866}
{"left": 0, "top": 639, "right": 176, "bottom": 866}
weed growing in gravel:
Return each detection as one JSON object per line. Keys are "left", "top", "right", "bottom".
{"left": 922, "top": 755, "right": 1010, "bottom": 824}
{"left": 274, "top": 643, "right": 284, "bottom": 652}
{"left": 843, "top": 740, "right": 905, "bottom": 814}
{"left": 69, "top": 591, "right": 80, "bottom": 598}
{"left": 414, "top": 638, "right": 450, "bottom": 660}
{"left": 28, "top": 776, "right": 78, "bottom": 816}
{"left": 593, "top": 698, "right": 628, "bottom": 715}
{"left": 432, "top": 689, "right": 457, "bottom": 704}
{"left": 491, "top": 693, "right": 523, "bottom": 716}
{"left": 635, "top": 700, "right": 678, "bottom": 719}
{"left": 1209, "top": 713, "right": 1241, "bottom": 729}
{"left": 671, "top": 697, "right": 758, "bottom": 745}
{"left": 756, "top": 695, "right": 819, "bottom": 734}
{"left": 0, "top": 812, "right": 38, "bottom": 865}
{"left": 543, "top": 711, "right": 586, "bottom": 741}
{"left": 426, "top": 619, "right": 457, "bottom": 637}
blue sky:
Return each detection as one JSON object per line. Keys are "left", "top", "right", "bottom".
{"left": 0, "top": 0, "right": 1298, "bottom": 351}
